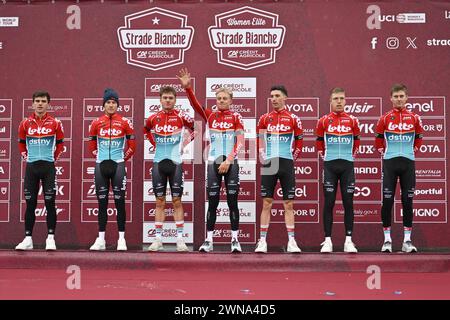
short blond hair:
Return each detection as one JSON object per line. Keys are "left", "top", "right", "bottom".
{"left": 215, "top": 87, "right": 233, "bottom": 99}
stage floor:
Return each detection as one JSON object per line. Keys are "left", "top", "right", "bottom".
{"left": 1, "top": 250, "right": 449, "bottom": 300}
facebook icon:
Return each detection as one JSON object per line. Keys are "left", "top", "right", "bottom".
{"left": 371, "top": 37, "right": 378, "bottom": 49}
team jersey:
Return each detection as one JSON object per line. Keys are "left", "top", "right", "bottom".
{"left": 18, "top": 113, "right": 65, "bottom": 163}
{"left": 186, "top": 87, "right": 244, "bottom": 162}
{"left": 375, "top": 108, "right": 423, "bottom": 161}
{"left": 144, "top": 108, "right": 195, "bottom": 163}
{"left": 257, "top": 108, "right": 303, "bottom": 161}
{"left": 316, "top": 112, "right": 361, "bottom": 162}
{"left": 88, "top": 113, "right": 136, "bottom": 163}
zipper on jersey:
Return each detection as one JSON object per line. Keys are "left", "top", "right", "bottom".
{"left": 399, "top": 110, "right": 402, "bottom": 155}
{"left": 109, "top": 116, "right": 112, "bottom": 159}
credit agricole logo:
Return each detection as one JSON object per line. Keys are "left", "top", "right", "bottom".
{"left": 117, "top": 7, "right": 194, "bottom": 70}
{"left": 208, "top": 6, "right": 286, "bottom": 70}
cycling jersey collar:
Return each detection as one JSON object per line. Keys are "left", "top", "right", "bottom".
{"left": 393, "top": 106, "right": 407, "bottom": 112}
{"left": 162, "top": 108, "right": 177, "bottom": 115}
{"left": 272, "top": 106, "right": 287, "bottom": 114}
{"left": 331, "top": 111, "right": 348, "bottom": 117}
{"left": 217, "top": 108, "right": 232, "bottom": 115}
{"left": 31, "top": 112, "right": 49, "bottom": 121}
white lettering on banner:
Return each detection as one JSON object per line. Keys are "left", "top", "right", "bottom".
{"left": 295, "top": 166, "right": 312, "bottom": 175}
{"left": 406, "top": 101, "right": 434, "bottom": 112}
{"left": 28, "top": 127, "right": 52, "bottom": 135}
{"left": 277, "top": 185, "right": 307, "bottom": 198}
{"left": 86, "top": 208, "right": 118, "bottom": 216}
{"left": 213, "top": 229, "right": 250, "bottom": 239}
{"left": 39, "top": 185, "right": 64, "bottom": 196}
{"left": 345, "top": 103, "right": 374, "bottom": 113}
{"left": 285, "top": 104, "right": 314, "bottom": 113}
{"left": 400, "top": 208, "right": 440, "bottom": 217}
{"left": 355, "top": 167, "right": 378, "bottom": 174}
{"left": 359, "top": 123, "right": 375, "bottom": 134}
{"left": 387, "top": 123, "right": 414, "bottom": 131}
{"left": 55, "top": 167, "right": 64, "bottom": 175}
{"left": 35, "top": 207, "right": 64, "bottom": 217}
{"left": 415, "top": 188, "right": 443, "bottom": 196}
{"left": 121, "top": 30, "right": 190, "bottom": 48}
{"left": 0, "top": 105, "right": 5, "bottom": 113}
{"left": 354, "top": 187, "right": 371, "bottom": 197}
{"left": 359, "top": 145, "right": 374, "bottom": 154}
{"left": 420, "top": 145, "right": 441, "bottom": 153}
{"left": 271, "top": 208, "right": 316, "bottom": 217}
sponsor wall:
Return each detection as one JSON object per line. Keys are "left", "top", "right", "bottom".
{"left": 0, "top": 1, "right": 449, "bottom": 249}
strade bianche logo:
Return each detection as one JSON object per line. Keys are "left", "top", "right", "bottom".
{"left": 118, "top": 7, "right": 194, "bottom": 70}
{"left": 208, "top": 6, "right": 286, "bottom": 70}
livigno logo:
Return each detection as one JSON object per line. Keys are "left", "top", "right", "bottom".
{"left": 117, "top": 7, "right": 194, "bottom": 70}
{"left": 208, "top": 6, "right": 286, "bottom": 70}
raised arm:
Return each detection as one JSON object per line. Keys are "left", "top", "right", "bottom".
{"left": 177, "top": 67, "right": 210, "bottom": 121}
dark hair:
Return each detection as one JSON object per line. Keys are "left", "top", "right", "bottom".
{"left": 159, "top": 86, "right": 177, "bottom": 97}
{"left": 391, "top": 83, "right": 408, "bottom": 96}
{"left": 270, "top": 85, "right": 288, "bottom": 97}
{"left": 330, "top": 87, "right": 345, "bottom": 96}
{"left": 32, "top": 91, "right": 50, "bottom": 103}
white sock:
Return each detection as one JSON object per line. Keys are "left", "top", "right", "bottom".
{"left": 383, "top": 227, "right": 391, "bottom": 242}
{"left": 231, "top": 230, "right": 238, "bottom": 241}
{"left": 403, "top": 227, "right": 412, "bottom": 242}
{"left": 119, "top": 232, "right": 125, "bottom": 240}
{"left": 325, "top": 237, "right": 332, "bottom": 243}
{"left": 98, "top": 232, "right": 105, "bottom": 241}
{"left": 25, "top": 236, "right": 32, "bottom": 241}
{"left": 206, "top": 231, "right": 213, "bottom": 242}
{"left": 47, "top": 234, "right": 54, "bottom": 240}
{"left": 345, "top": 236, "right": 352, "bottom": 243}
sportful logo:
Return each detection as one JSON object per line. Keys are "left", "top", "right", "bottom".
{"left": 208, "top": 6, "right": 286, "bottom": 70}
{"left": 118, "top": 7, "right": 194, "bottom": 70}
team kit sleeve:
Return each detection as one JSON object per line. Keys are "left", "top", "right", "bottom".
{"left": 18, "top": 119, "right": 28, "bottom": 159}
{"left": 181, "top": 112, "right": 197, "bottom": 150}
{"left": 143, "top": 116, "right": 156, "bottom": 148}
{"left": 88, "top": 118, "right": 99, "bottom": 156}
{"left": 315, "top": 116, "right": 325, "bottom": 155}
{"left": 123, "top": 117, "right": 136, "bottom": 161}
{"left": 292, "top": 114, "right": 304, "bottom": 161}
{"left": 374, "top": 114, "right": 386, "bottom": 153}
{"left": 227, "top": 113, "right": 245, "bottom": 162}
{"left": 53, "top": 119, "right": 65, "bottom": 161}
{"left": 352, "top": 116, "right": 361, "bottom": 156}
{"left": 256, "top": 114, "right": 267, "bottom": 159}
{"left": 185, "top": 87, "right": 211, "bottom": 121}
{"left": 414, "top": 114, "right": 424, "bottom": 152}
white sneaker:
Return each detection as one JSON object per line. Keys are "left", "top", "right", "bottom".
{"left": 287, "top": 239, "right": 301, "bottom": 253}
{"left": 254, "top": 239, "right": 267, "bottom": 253}
{"left": 15, "top": 237, "right": 33, "bottom": 251}
{"left": 148, "top": 238, "right": 164, "bottom": 252}
{"left": 344, "top": 241, "right": 358, "bottom": 253}
{"left": 117, "top": 238, "right": 127, "bottom": 251}
{"left": 231, "top": 239, "right": 242, "bottom": 253}
{"left": 381, "top": 241, "right": 392, "bottom": 253}
{"left": 320, "top": 240, "right": 333, "bottom": 253}
{"left": 199, "top": 240, "right": 213, "bottom": 253}
{"left": 45, "top": 238, "right": 56, "bottom": 251}
{"left": 89, "top": 237, "right": 106, "bottom": 251}
{"left": 402, "top": 241, "right": 418, "bottom": 253}
{"left": 176, "top": 238, "right": 189, "bottom": 252}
